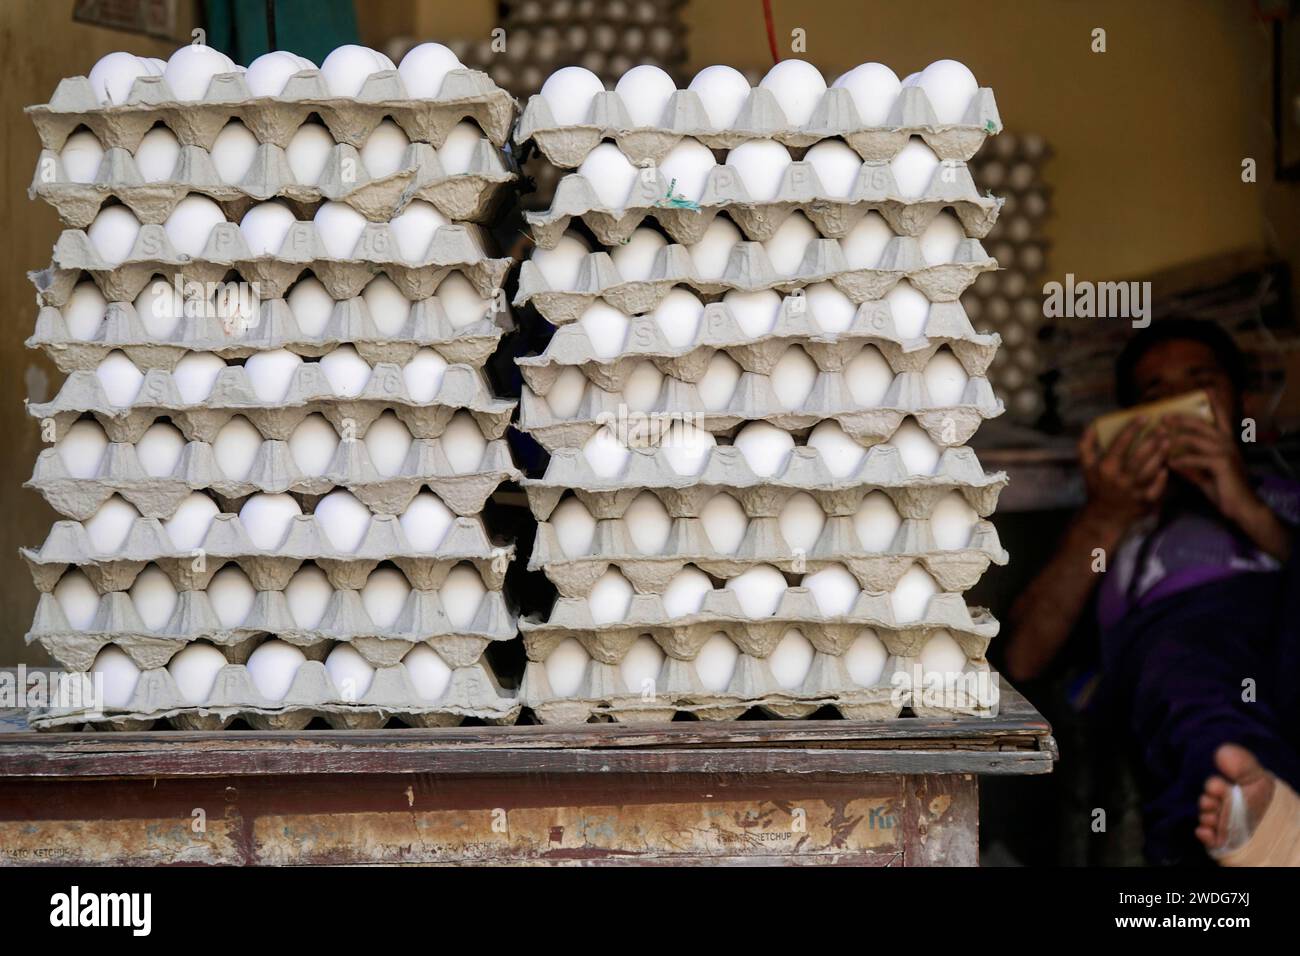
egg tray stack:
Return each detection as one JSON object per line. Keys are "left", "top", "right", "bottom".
{"left": 512, "top": 77, "right": 1010, "bottom": 724}
{"left": 23, "top": 64, "right": 525, "bottom": 731}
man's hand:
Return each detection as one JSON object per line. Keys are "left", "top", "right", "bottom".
{"left": 1078, "top": 417, "right": 1168, "bottom": 533}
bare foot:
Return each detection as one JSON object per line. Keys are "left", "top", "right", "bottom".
{"left": 1196, "top": 744, "right": 1276, "bottom": 853}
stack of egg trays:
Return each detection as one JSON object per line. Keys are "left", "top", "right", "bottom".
{"left": 512, "top": 75, "right": 1009, "bottom": 723}
{"left": 24, "top": 68, "right": 525, "bottom": 730}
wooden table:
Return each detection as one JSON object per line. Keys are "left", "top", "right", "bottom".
{"left": 0, "top": 678, "right": 1054, "bottom": 866}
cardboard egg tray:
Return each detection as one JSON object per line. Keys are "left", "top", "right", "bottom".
{"left": 514, "top": 240, "right": 996, "bottom": 321}
{"left": 24, "top": 513, "right": 512, "bottom": 592}
{"left": 515, "top": 84, "right": 1002, "bottom": 168}
{"left": 522, "top": 445, "right": 1007, "bottom": 521}
{"left": 32, "top": 139, "right": 516, "bottom": 227}
{"left": 28, "top": 583, "right": 516, "bottom": 672}
{"left": 26, "top": 657, "right": 520, "bottom": 731}
{"left": 525, "top": 161, "right": 1001, "bottom": 248}
{"left": 31, "top": 296, "right": 510, "bottom": 373}
{"left": 529, "top": 514, "right": 1007, "bottom": 596}
{"left": 27, "top": 67, "right": 516, "bottom": 151}
{"left": 29, "top": 436, "right": 519, "bottom": 520}
{"left": 518, "top": 654, "right": 997, "bottom": 723}
{"left": 29, "top": 362, "right": 515, "bottom": 444}
{"left": 516, "top": 372, "right": 1001, "bottom": 452}
{"left": 42, "top": 221, "right": 510, "bottom": 302}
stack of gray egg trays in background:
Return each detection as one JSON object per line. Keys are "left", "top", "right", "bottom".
{"left": 512, "top": 65, "right": 1011, "bottom": 724}
{"left": 23, "top": 50, "right": 525, "bottom": 730}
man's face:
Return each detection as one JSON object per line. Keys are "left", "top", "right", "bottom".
{"left": 1131, "top": 339, "right": 1237, "bottom": 421}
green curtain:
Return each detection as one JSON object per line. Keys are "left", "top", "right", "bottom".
{"left": 203, "top": 0, "right": 360, "bottom": 66}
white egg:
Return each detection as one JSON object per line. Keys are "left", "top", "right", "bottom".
{"left": 243, "top": 348, "right": 302, "bottom": 402}
{"left": 577, "top": 142, "right": 638, "bottom": 208}
{"left": 833, "top": 62, "right": 902, "bottom": 125}
{"left": 210, "top": 120, "right": 260, "bottom": 184}
{"left": 54, "top": 569, "right": 100, "bottom": 629}
{"left": 725, "top": 139, "right": 791, "bottom": 202}
{"left": 577, "top": 301, "right": 629, "bottom": 358}
{"left": 807, "top": 420, "right": 865, "bottom": 477}
{"left": 88, "top": 205, "right": 141, "bottom": 266}
{"left": 134, "top": 126, "right": 181, "bottom": 181}
{"left": 168, "top": 642, "right": 227, "bottom": 704}
{"left": 919, "top": 629, "right": 967, "bottom": 676}
{"left": 769, "top": 628, "right": 815, "bottom": 689}
{"left": 313, "top": 201, "right": 368, "bottom": 258}
{"left": 646, "top": 289, "right": 702, "bottom": 350}
{"left": 588, "top": 567, "right": 634, "bottom": 624}
{"left": 437, "top": 120, "right": 483, "bottom": 175}
{"left": 129, "top": 564, "right": 177, "bottom": 630}
{"left": 240, "top": 200, "right": 296, "bottom": 256}
{"left": 357, "top": 274, "right": 410, "bottom": 336}
{"left": 546, "top": 366, "right": 588, "bottom": 418}
{"left": 697, "top": 351, "right": 742, "bottom": 411}
{"left": 325, "top": 643, "right": 375, "bottom": 700}
{"left": 172, "top": 351, "right": 226, "bottom": 404}
{"left": 884, "top": 280, "right": 931, "bottom": 338}
{"left": 892, "top": 565, "right": 939, "bottom": 623}
{"left": 891, "top": 419, "right": 942, "bottom": 475}
{"left": 545, "top": 637, "right": 590, "bottom": 698}
{"left": 930, "top": 491, "right": 979, "bottom": 550}
{"left": 659, "top": 138, "right": 716, "bottom": 202}
{"left": 247, "top": 639, "right": 307, "bottom": 701}
{"left": 64, "top": 281, "right": 108, "bottom": 340}
{"left": 687, "top": 216, "right": 741, "bottom": 280}
{"left": 208, "top": 564, "right": 256, "bottom": 628}
{"left": 404, "top": 644, "right": 452, "bottom": 701}
{"left": 320, "top": 44, "right": 386, "bottom": 96}
{"left": 841, "top": 210, "right": 894, "bottom": 269}
{"left": 919, "top": 211, "right": 965, "bottom": 265}
{"left": 845, "top": 629, "right": 888, "bottom": 686}
{"left": 142, "top": 57, "right": 167, "bottom": 76}
{"left": 762, "top": 212, "right": 818, "bottom": 276}
{"left": 238, "top": 492, "right": 302, "bottom": 550}
{"left": 805, "top": 139, "right": 862, "bottom": 198}
{"left": 661, "top": 421, "right": 716, "bottom": 475}
{"left": 624, "top": 491, "right": 672, "bottom": 554}
{"left": 164, "top": 194, "right": 224, "bottom": 257}
{"left": 732, "top": 420, "right": 794, "bottom": 476}
{"left": 287, "top": 277, "right": 335, "bottom": 337}
{"left": 778, "top": 492, "right": 825, "bottom": 551}
{"left": 398, "top": 42, "right": 462, "bottom": 98}
{"left": 539, "top": 65, "right": 605, "bottom": 125}
{"left": 621, "top": 636, "right": 666, "bottom": 694}
{"left": 400, "top": 492, "right": 455, "bottom": 552}
{"left": 319, "top": 344, "right": 371, "bottom": 396}
{"left": 845, "top": 346, "right": 894, "bottom": 407}
{"left": 583, "top": 426, "right": 630, "bottom": 477}
{"left": 165, "top": 44, "right": 235, "bottom": 101}
{"left": 245, "top": 50, "right": 313, "bottom": 97}
{"left": 60, "top": 130, "right": 104, "bottom": 183}
{"left": 530, "top": 231, "right": 591, "bottom": 290}
{"left": 615, "top": 362, "right": 658, "bottom": 414}
{"left": 56, "top": 419, "right": 109, "bottom": 478}
{"left": 700, "top": 494, "right": 748, "bottom": 554}
{"left": 133, "top": 276, "right": 183, "bottom": 338}
{"left": 890, "top": 138, "right": 940, "bottom": 198}
{"left": 854, "top": 491, "right": 901, "bottom": 552}
{"left": 364, "top": 411, "right": 413, "bottom": 478}
{"left": 610, "top": 227, "right": 667, "bottom": 281}
{"left": 902, "top": 72, "right": 922, "bottom": 87}
{"left": 804, "top": 563, "right": 860, "bottom": 616}
{"left": 770, "top": 346, "right": 818, "bottom": 410}
{"left": 361, "top": 566, "right": 411, "bottom": 629}
{"left": 441, "top": 411, "right": 487, "bottom": 474}
{"left": 439, "top": 271, "right": 493, "bottom": 330}
{"left": 688, "top": 65, "right": 751, "bottom": 130}
{"left": 723, "top": 288, "right": 782, "bottom": 337}
{"left": 315, "top": 490, "right": 371, "bottom": 552}
{"left": 286, "top": 565, "right": 333, "bottom": 628}
{"left": 924, "top": 349, "right": 969, "bottom": 406}
{"left": 286, "top": 122, "right": 335, "bottom": 185}
{"left": 726, "top": 564, "right": 786, "bottom": 617}
{"left": 698, "top": 632, "right": 741, "bottom": 691}
{"left": 390, "top": 199, "right": 448, "bottom": 261}
{"left": 551, "top": 497, "right": 597, "bottom": 557}
{"left": 165, "top": 492, "right": 218, "bottom": 550}
{"left": 88, "top": 51, "right": 150, "bottom": 105}
{"left": 760, "top": 59, "right": 827, "bottom": 126}
{"left": 442, "top": 564, "right": 487, "bottom": 628}
{"left": 917, "top": 59, "right": 979, "bottom": 125}
{"left": 95, "top": 351, "right": 143, "bottom": 406}
{"left": 402, "top": 348, "right": 448, "bottom": 404}
{"left": 615, "top": 64, "right": 677, "bottom": 126}
{"left": 289, "top": 413, "right": 339, "bottom": 477}
{"left": 92, "top": 645, "right": 141, "bottom": 709}
{"left": 361, "top": 119, "right": 410, "bottom": 178}
{"left": 212, "top": 415, "right": 263, "bottom": 480}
